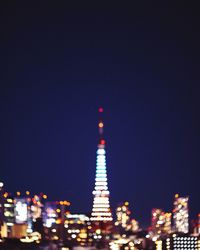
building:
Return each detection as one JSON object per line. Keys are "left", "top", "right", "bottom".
{"left": 151, "top": 208, "right": 164, "bottom": 237}
{"left": 115, "top": 201, "right": 139, "bottom": 233}
{"left": 151, "top": 209, "right": 171, "bottom": 238}
{"left": 193, "top": 214, "right": 200, "bottom": 236}
{"left": 90, "top": 108, "right": 112, "bottom": 225}
{"left": 3, "top": 194, "right": 15, "bottom": 237}
{"left": 163, "top": 213, "right": 172, "bottom": 234}
{"left": 115, "top": 202, "right": 131, "bottom": 229}
{"left": 0, "top": 182, "right": 4, "bottom": 227}
{"left": 43, "top": 200, "right": 70, "bottom": 240}
{"left": 161, "top": 234, "right": 199, "bottom": 250}
{"left": 65, "top": 214, "right": 90, "bottom": 246}
{"left": 173, "top": 194, "right": 189, "bottom": 234}
{"left": 14, "top": 198, "right": 28, "bottom": 225}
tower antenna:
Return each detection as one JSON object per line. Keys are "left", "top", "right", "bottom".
{"left": 98, "top": 107, "right": 105, "bottom": 145}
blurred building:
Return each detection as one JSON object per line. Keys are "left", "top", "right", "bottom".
{"left": 163, "top": 213, "right": 172, "bottom": 235}
{"left": 14, "top": 198, "right": 28, "bottom": 225}
{"left": 161, "top": 234, "right": 199, "bottom": 250}
{"left": 115, "top": 202, "right": 131, "bottom": 229}
{"left": 3, "top": 194, "right": 15, "bottom": 237}
{"left": 11, "top": 224, "right": 28, "bottom": 239}
{"left": 173, "top": 194, "right": 189, "bottom": 234}
{"left": 192, "top": 214, "right": 200, "bottom": 236}
{"left": 43, "top": 202, "right": 57, "bottom": 228}
{"left": 129, "top": 218, "right": 139, "bottom": 232}
{"left": 114, "top": 202, "right": 139, "bottom": 235}
{"left": 65, "top": 214, "right": 90, "bottom": 246}
{"left": 151, "top": 209, "right": 171, "bottom": 237}
{"left": 31, "top": 195, "right": 43, "bottom": 222}
{"left": 0, "top": 182, "right": 4, "bottom": 228}
{"left": 151, "top": 208, "right": 164, "bottom": 237}
{"left": 43, "top": 200, "right": 70, "bottom": 240}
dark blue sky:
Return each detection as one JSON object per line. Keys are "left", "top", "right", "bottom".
{"left": 0, "top": 2, "right": 200, "bottom": 227}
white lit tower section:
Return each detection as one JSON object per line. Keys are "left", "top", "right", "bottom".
{"left": 173, "top": 194, "right": 189, "bottom": 234}
{"left": 90, "top": 108, "right": 112, "bottom": 222}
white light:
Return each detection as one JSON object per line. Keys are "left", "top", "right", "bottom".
{"left": 101, "top": 190, "right": 109, "bottom": 195}
{"left": 97, "top": 149, "right": 105, "bottom": 155}
{"left": 95, "top": 178, "right": 107, "bottom": 182}
{"left": 94, "top": 200, "right": 109, "bottom": 204}
{"left": 95, "top": 181, "right": 107, "bottom": 186}
{"left": 6, "top": 222, "right": 14, "bottom": 226}
{"left": 93, "top": 190, "right": 101, "bottom": 195}
{"left": 93, "top": 204, "right": 110, "bottom": 208}
{"left": 97, "top": 155, "right": 105, "bottom": 159}
{"left": 97, "top": 162, "right": 106, "bottom": 166}
{"left": 91, "top": 212, "right": 112, "bottom": 216}
{"left": 96, "top": 167, "right": 106, "bottom": 171}
{"left": 93, "top": 208, "right": 109, "bottom": 212}
{"left": 97, "top": 156, "right": 105, "bottom": 160}
{"left": 96, "top": 173, "right": 107, "bottom": 177}
{"left": 94, "top": 196, "right": 109, "bottom": 200}
{"left": 96, "top": 170, "right": 106, "bottom": 173}
{"left": 95, "top": 186, "right": 108, "bottom": 190}
{"left": 97, "top": 162, "right": 106, "bottom": 165}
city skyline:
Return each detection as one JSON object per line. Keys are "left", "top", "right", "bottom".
{"left": 1, "top": 2, "right": 200, "bottom": 229}
{"left": 0, "top": 105, "right": 199, "bottom": 228}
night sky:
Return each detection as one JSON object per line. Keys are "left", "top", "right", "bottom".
{"left": 1, "top": 2, "right": 200, "bottom": 228}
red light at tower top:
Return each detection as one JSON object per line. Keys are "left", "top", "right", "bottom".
{"left": 98, "top": 107, "right": 104, "bottom": 113}
{"left": 100, "top": 139, "right": 106, "bottom": 145}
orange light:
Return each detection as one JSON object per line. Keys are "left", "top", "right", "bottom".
{"left": 26, "top": 191, "right": 30, "bottom": 195}
{"left": 60, "top": 201, "right": 64, "bottom": 205}
{"left": 175, "top": 194, "right": 179, "bottom": 198}
{"left": 3, "top": 192, "right": 8, "bottom": 198}
{"left": 43, "top": 194, "right": 47, "bottom": 199}
{"left": 16, "top": 191, "right": 20, "bottom": 196}
{"left": 99, "top": 122, "right": 104, "bottom": 128}
{"left": 63, "top": 200, "right": 70, "bottom": 206}
{"left": 56, "top": 219, "right": 62, "bottom": 224}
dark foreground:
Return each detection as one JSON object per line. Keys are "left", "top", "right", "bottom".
{"left": 0, "top": 240, "right": 63, "bottom": 250}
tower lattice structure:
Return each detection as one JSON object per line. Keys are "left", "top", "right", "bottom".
{"left": 90, "top": 108, "right": 112, "bottom": 222}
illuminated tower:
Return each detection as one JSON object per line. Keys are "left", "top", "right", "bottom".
{"left": 173, "top": 194, "right": 189, "bottom": 233}
{"left": 90, "top": 108, "right": 112, "bottom": 222}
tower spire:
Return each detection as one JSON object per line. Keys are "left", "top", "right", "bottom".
{"left": 98, "top": 107, "right": 105, "bottom": 145}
